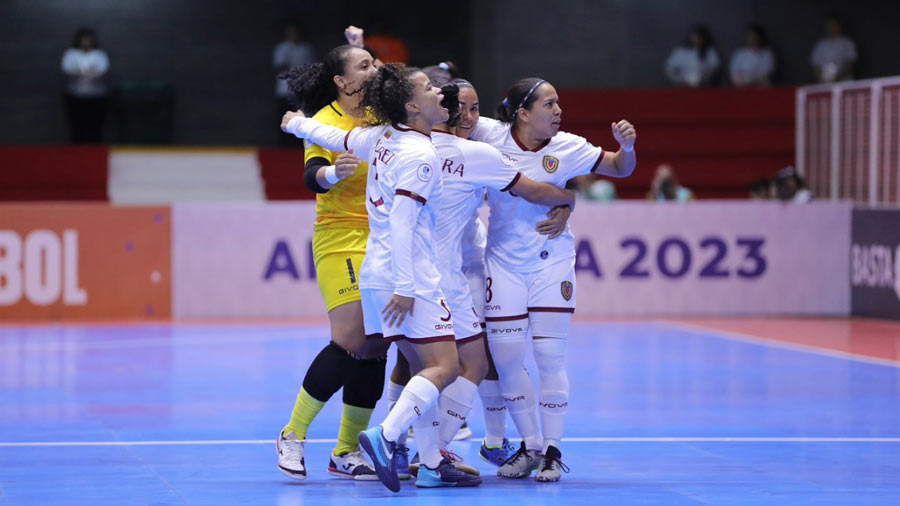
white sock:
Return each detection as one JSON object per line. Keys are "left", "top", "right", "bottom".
{"left": 413, "top": 405, "right": 442, "bottom": 469}
{"left": 438, "top": 377, "right": 478, "bottom": 449}
{"left": 387, "top": 380, "right": 405, "bottom": 411}
{"left": 387, "top": 380, "right": 409, "bottom": 446}
{"left": 381, "top": 375, "right": 439, "bottom": 443}
{"left": 488, "top": 330, "right": 542, "bottom": 452}
{"left": 478, "top": 379, "right": 507, "bottom": 447}
{"left": 534, "top": 338, "right": 569, "bottom": 453}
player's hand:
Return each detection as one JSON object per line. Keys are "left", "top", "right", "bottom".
{"left": 536, "top": 205, "right": 572, "bottom": 239}
{"left": 281, "top": 110, "right": 306, "bottom": 132}
{"left": 383, "top": 294, "right": 415, "bottom": 327}
{"left": 344, "top": 25, "right": 365, "bottom": 48}
{"left": 334, "top": 151, "right": 361, "bottom": 180}
{"left": 611, "top": 119, "right": 636, "bottom": 151}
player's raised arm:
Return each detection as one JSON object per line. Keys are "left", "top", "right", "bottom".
{"left": 594, "top": 120, "right": 637, "bottom": 178}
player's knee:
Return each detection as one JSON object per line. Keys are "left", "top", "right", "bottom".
{"left": 539, "top": 389, "right": 569, "bottom": 414}
{"left": 343, "top": 356, "right": 387, "bottom": 409}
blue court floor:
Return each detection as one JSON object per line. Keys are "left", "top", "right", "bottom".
{"left": 1, "top": 320, "right": 898, "bottom": 505}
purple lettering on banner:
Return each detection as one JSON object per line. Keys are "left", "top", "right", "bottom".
{"left": 699, "top": 237, "right": 730, "bottom": 278}
{"left": 657, "top": 237, "right": 691, "bottom": 278}
{"left": 307, "top": 239, "right": 316, "bottom": 280}
{"left": 263, "top": 240, "right": 300, "bottom": 280}
{"left": 620, "top": 237, "right": 650, "bottom": 278}
{"left": 575, "top": 239, "right": 602, "bottom": 278}
{"left": 736, "top": 238, "right": 767, "bottom": 279}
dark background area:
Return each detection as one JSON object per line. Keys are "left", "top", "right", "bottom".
{"left": 1, "top": 0, "right": 899, "bottom": 146}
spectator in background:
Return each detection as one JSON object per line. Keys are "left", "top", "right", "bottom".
{"left": 274, "top": 20, "right": 316, "bottom": 145}
{"left": 773, "top": 166, "right": 811, "bottom": 203}
{"left": 810, "top": 14, "right": 857, "bottom": 83}
{"left": 749, "top": 178, "right": 773, "bottom": 199}
{"left": 61, "top": 28, "right": 109, "bottom": 143}
{"left": 665, "top": 25, "right": 720, "bottom": 87}
{"left": 569, "top": 175, "right": 617, "bottom": 202}
{"left": 647, "top": 164, "right": 694, "bottom": 202}
{"left": 730, "top": 24, "right": 775, "bottom": 87}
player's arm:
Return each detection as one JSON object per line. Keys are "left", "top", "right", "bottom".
{"left": 344, "top": 25, "right": 384, "bottom": 67}
{"left": 508, "top": 174, "right": 575, "bottom": 208}
{"left": 594, "top": 120, "right": 637, "bottom": 178}
{"left": 304, "top": 153, "right": 361, "bottom": 193}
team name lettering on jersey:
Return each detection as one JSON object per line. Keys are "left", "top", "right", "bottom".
{"left": 372, "top": 141, "right": 396, "bottom": 168}
{"left": 441, "top": 158, "right": 465, "bottom": 178}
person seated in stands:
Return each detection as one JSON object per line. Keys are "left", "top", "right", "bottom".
{"left": 730, "top": 24, "right": 775, "bottom": 87}
{"left": 665, "top": 25, "right": 721, "bottom": 88}
{"left": 810, "top": 14, "right": 857, "bottom": 83}
{"left": 773, "top": 167, "right": 811, "bottom": 203}
{"left": 749, "top": 178, "right": 774, "bottom": 199}
{"left": 647, "top": 164, "right": 694, "bottom": 202}
{"left": 569, "top": 175, "right": 617, "bottom": 202}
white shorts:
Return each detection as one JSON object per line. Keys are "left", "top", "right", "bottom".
{"left": 484, "top": 256, "right": 575, "bottom": 338}
{"left": 440, "top": 264, "right": 485, "bottom": 343}
{"left": 361, "top": 289, "right": 455, "bottom": 343}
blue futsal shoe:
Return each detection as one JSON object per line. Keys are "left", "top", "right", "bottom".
{"left": 479, "top": 437, "right": 518, "bottom": 467}
{"left": 415, "top": 458, "right": 483, "bottom": 488}
{"left": 358, "top": 426, "right": 400, "bottom": 492}
{"left": 395, "top": 443, "right": 411, "bottom": 480}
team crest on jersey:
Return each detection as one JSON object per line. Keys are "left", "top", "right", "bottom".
{"left": 417, "top": 164, "right": 433, "bottom": 182}
{"left": 560, "top": 281, "right": 573, "bottom": 301}
{"left": 542, "top": 155, "right": 560, "bottom": 173}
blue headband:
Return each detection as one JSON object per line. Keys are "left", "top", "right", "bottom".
{"left": 513, "top": 79, "right": 545, "bottom": 118}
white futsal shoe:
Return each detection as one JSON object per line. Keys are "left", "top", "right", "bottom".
{"left": 497, "top": 442, "right": 542, "bottom": 479}
{"left": 277, "top": 431, "right": 307, "bottom": 480}
{"left": 535, "top": 445, "right": 570, "bottom": 482}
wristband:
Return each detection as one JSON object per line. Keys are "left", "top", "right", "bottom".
{"left": 622, "top": 144, "right": 634, "bottom": 153}
{"left": 324, "top": 165, "right": 340, "bottom": 184}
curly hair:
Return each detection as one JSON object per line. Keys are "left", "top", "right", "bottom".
{"left": 279, "top": 44, "right": 357, "bottom": 116}
{"left": 360, "top": 63, "right": 420, "bottom": 125}
{"left": 496, "top": 77, "right": 547, "bottom": 125}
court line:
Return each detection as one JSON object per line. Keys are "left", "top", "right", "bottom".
{"left": 660, "top": 320, "right": 900, "bottom": 368}
{"left": 3, "top": 437, "right": 900, "bottom": 447}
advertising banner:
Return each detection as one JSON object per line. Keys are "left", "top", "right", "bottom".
{"left": 173, "top": 203, "right": 323, "bottom": 318}
{"left": 564, "top": 201, "right": 851, "bottom": 315}
{"left": 0, "top": 204, "right": 171, "bottom": 319}
{"left": 851, "top": 208, "right": 900, "bottom": 320}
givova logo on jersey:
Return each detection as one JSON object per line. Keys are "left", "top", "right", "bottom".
{"left": 850, "top": 242, "right": 900, "bottom": 301}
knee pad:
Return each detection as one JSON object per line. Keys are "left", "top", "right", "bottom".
{"left": 343, "top": 356, "right": 387, "bottom": 409}
{"left": 528, "top": 310, "right": 571, "bottom": 339}
{"left": 485, "top": 319, "right": 528, "bottom": 375}
{"left": 302, "top": 341, "right": 354, "bottom": 402}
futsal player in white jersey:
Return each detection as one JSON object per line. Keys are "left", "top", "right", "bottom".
{"left": 425, "top": 77, "right": 576, "bottom": 467}
{"left": 470, "top": 77, "right": 637, "bottom": 481}
{"left": 282, "top": 64, "right": 481, "bottom": 491}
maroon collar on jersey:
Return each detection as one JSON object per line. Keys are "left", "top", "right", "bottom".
{"left": 392, "top": 123, "right": 432, "bottom": 139}
{"left": 432, "top": 128, "right": 454, "bottom": 135}
{"left": 511, "top": 127, "right": 551, "bottom": 152}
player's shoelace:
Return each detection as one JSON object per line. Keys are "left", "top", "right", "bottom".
{"left": 501, "top": 442, "right": 530, "bottom": 467}
{"left": 342, "top": 451, "right": 373, "bottom": 471}
{"left": 540, "top": 454, "right": 570, "bottom": 474}
{"left": 440, "top": 449, "right": 465, "bottom": 463}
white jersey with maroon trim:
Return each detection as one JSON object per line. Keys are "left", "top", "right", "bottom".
{"left": 285, "top": 117, "right": 445, "bottom": 298}
{"left": 470, "top": 117, "right": 604, "bottom": 272}
{"left": 431, "top": 130, "right": 519, "bottom": 317}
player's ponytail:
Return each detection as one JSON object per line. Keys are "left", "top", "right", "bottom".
{"left": 279, "top": 44, "right": 356, "bottom": 116}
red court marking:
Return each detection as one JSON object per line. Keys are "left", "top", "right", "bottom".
{"left": 667, "top": 317, "right": 900, "bottom": 363}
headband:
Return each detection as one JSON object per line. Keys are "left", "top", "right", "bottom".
{"left": 513, "top": 79, "right": 545, "bottom": 118}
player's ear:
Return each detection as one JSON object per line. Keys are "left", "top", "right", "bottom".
{"left": 333, "top": 74, "right": 346, "bottom": 92}
{"left": 405, "top": 100, "right": 420, "bottom": 116}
